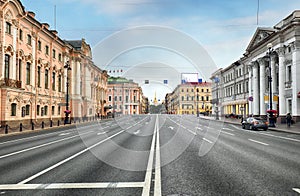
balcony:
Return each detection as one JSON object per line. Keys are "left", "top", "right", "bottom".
{"left": 0, "top": 78, "right": 22, "bottom": 88}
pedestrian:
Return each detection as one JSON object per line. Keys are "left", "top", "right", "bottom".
{"left": 286, "top": 113, "right": 292, "bottom": 127}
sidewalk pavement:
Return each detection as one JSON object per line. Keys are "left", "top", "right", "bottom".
{"left": 200, "top": 116, "right": 300, "bottom": 135}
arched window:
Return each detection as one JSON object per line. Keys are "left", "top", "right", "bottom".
{"left": 45, "top": 69, "right": 49, "bottom": 89}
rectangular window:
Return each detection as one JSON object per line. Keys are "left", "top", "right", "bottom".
{"left": 45, "top": 69, "right": 49, "bottom": 89}
{"left": 52, "top": 106, "right": 55, "bottom": 115}
{"left": 109, "top": 96, "right": 112, "bottom": 102}
{"left": 26, "top": 62, "right": 30, "bottom": 85}
{"left": 11, "top": 103, "right": 17, "bottom": 116}
{"left": 45, "top": 45, "right": 49, "bottom": 55}
{"left": 6, "top": 22, "right": 11, "bottom": 34}
{"left": 44, "top": 106, "right": 48, "bottom": 116}
{"left": 58, "top": 106, "right": 61, "bottom": 115}
{"left": 4, "top": 54, "right": 10, "bottom": 79}
{"left": 52, "top": 72, "right": 56, "bottom": 90}
{"left": 19, "top": 29, "right": 23, "bottom": 40}
{"left": 25, "top": 105, "right": 30, "bottom": 115}
{"left": 114, "top": 96, "right": 117, "bottom": 101}
{"left": 37, "top": 105, "right": 40, "bottom": 116}
{"left": 52, "top": 49, "right": 56, "bottom": 59}
{"left": 37, "top": 66, "right": 41, "bottom": 87}
{"left": 58, "top": 75, "right": 62, "bottom": 92}
{"left": 126, "top": 96, "right": 129, "bottom": 103}
{"left": 27, "top": 34, "right": 32, "bottom": 46}
{"left": 119, "top": 96, "right": 122, "bottom": 101}
{"left": 18, "top": 59, "right": 22, "bottom": 81}
{"left": 58, "top": 53, "right": 62, "bottom": 62}
{"left": 38, "top": 41, "right": 42, "bottom": 51}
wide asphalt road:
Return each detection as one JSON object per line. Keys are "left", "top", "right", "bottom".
{"left": 0, "top": 114, "right": 299, "bottom": 196}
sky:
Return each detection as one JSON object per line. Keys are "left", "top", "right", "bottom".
{"left": 20, "top": 0, "right": 300, "bottom": 101}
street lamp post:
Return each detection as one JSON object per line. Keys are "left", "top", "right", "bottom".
{"left": 64, "top": 61, "right": 71, "bottom": 124}
{"left": 196, "top": 88, "right": 199, "bottom": 117}
{"left": 267, "top": 43, "right": 275, "bottom": 127}
{"left": 215, "top": 77, "right": 220, "bottom": 120}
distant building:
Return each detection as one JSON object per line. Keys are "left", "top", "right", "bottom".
{"left": 165, "top": 82, "right": 212, "bottom": 115}
{"left": 106, "top": 77, "right": 148, "bottom": 115}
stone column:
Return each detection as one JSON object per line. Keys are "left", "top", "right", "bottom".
{"left": 277, "top": 47, "right": 286, "bottom": 117}
{"left": 252, "top": 62, "right": 260, "bottom": 116}
{"left": 292, "top": 41, "right": 300, "bottom": 120}
{"left": 12, "top": 24, "right": 17, "bottom": 80}
{"left": 258, "top": 58, "right": 266, "bottom": 116}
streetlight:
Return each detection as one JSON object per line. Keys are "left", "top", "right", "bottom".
{"left": 64, "top": 61, "right": 71, "bottom": 124}
{"left": 196, "top": 87, "right": 199, "bottom": 117}
{"left": 267, "top": 43, "right": 275, "bottom": 127}
{"left": 214, "top": 77, "right": 220, "bottom": 120}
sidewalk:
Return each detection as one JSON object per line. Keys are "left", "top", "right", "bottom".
{"left": 200, "top": 116, "right": 300, "bottom": 135}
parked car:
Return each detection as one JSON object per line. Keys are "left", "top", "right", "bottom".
{"left": 242, "top": 117, "right": 268, "bottom": 131}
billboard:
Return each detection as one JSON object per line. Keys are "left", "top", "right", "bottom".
{"left": 181, "top": 73, "right": 199, "bottom": 84}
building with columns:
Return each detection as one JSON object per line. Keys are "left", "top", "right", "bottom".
{"left": 106, "top": 77, "right": 147, "bottom": 116}
{"left": 242, "top": 10, "right": 300, "bottom": 122}
{"left": 0, "top": 0, "right": 108, "bottom": 127}
{"left": 211, "top": 10, "right": 300, "bottom": 123}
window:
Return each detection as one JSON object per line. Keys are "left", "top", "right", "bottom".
{"left": 58, "top": 53, "right": 62, "bottom": 62}
{"left": 206, "top": 96, "right": 209, "bottom": 101}
{"left": 114, "top": 96, "right": 117, "bottom": 101}
{"left": 27, "top": 34, "right": 32, "bottom": 45}
{"left": 18, "top": 59, "right": 22, "bottom": 81}
{"left": 108, "top": 96, "right": 112, "bottom": 102}
{"left": 201, "top": 89, "right": 204, "bottom": 92}
{"left": 25, "top": 105, "right": 30, "bottom": 115}
{"left": 52, "top": 106, "right": 55, "bottom": 115}
{"left": 26, "top": 62, "right": 31, "bottom": 85}
{"left": 58, "top": 75, "right": 62, "bottom": 92}
{"left": 119, "top": 96, "right": 122, "bottom": 101}
{"left": 37, "top": 66, "right": 41, "bottom": 87}
{"left": 38, "top": 41, "right": 41, "bottom": 51}
{"left": 58, "top": 106, "right": 61, "bottom": 115}
{"left": 45, "top": 45, "right": 49, "bottom": 55}
{"left": 52, "top": 72, "right": 56, "bottom": 90}
{"left": 182, "top": 96, "right": 184, "bottom": 101}
{"left": 37, "top": 105, "right": 40, "bottom": 116}
{"left": 19, "top": 29, "right": 23, "bottom": 40}
{"left": 6, "top": 22, "right": 11, "bottom": 34}
{"left": 4, "top": 54, "right": 10, "bottom": 79}
{"left": 52, "top": 49, "right": 56, "bottom": 59}
{"left": 44, "top": 106, "right": 48, "bottom": 116}
{"left": 11, "top": 103, "right": 17, "bottom": 116}
{"left": 126, "top": 96, "right": 129, "bottom": 103}
{"left": 201, "top": 96, "right": 204, "bottom": 101}
{"left": 45, "top": 69, "right": 49, "bottom": 89}
{"left": 207, "top": 89, "right": 209, "bottom": 92}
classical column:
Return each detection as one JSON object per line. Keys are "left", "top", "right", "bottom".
{"left": 270, "top": 54, "right": 277, "bottom": 95}
{"left": 277, "top": 47, "right": 286, "bottom": 117}
{"left": 252, "top": 62, "right": 260, "bottom": 116}
{"left": 12, "top": 24, "right": 17, "bottom": 80}
{"left": 258, "top": 58, "right": 266, "bottom": 116}
{"left": 292, "top": 41, "right": 300, "bottom": 118}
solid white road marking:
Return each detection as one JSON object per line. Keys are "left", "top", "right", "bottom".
{"left": 187, "top": 129, "right": 197, "bottom": 135}
{"left": 18, "top": 129, "right": 126, "bottom": 184}
{"left": 59, "top": 133, "right": 71, "bottom": 136}
{"left": 142, "top": 116, "right": 157, "bottom": 196}
{"left": 248, "top": 139, "right": 269, "bottom": 146}
{"left": 0, "top": 182, "right": 145, "bottom": 190}
{"left": 154, "top": 115, "right": 162, "bottom": 196}
{"left": 169, "top": 126, "right": 174, "bottom": 130}
{"left": 0, "top": 131, "right": 93, "bottom": 160}
{"left": 0, "top": 129, "right": 76, "bottom": 145}
{"left": 97, "top": 132, "right": 106, "bottom": 135}
{"left": 293, "top": 188, "right": 300, "bottom": 194}
{"left": 203, "top": 138, "right": 213, "bottom": 144}
{"left": 258, "top": 133, "right": 300, "bottom": 143}
{"left": 197, "top": 127, "right": 203, "bottom": 131}
{"left": 221, "top": 131, "right": 235, "bottom": 136}
{"left": 222, "top": 128, "right": 235, "bottom": 132}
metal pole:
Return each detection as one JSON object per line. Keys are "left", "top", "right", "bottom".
{"left": 268, "top": 46, "right": 275, "bottom": 127}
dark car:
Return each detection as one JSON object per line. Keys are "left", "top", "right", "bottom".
{"left": 242, "top": 117, "right": 268, "bottom": 131}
